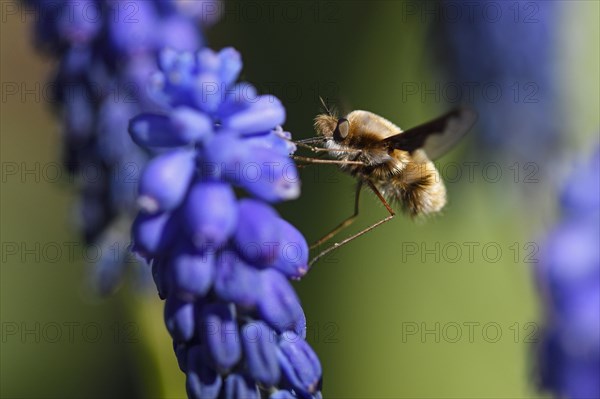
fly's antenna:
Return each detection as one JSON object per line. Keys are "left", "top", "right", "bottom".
{"left": 319, "top": 96, "right": 333, "bottom": 116}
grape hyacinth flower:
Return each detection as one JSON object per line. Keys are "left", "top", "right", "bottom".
{"left": 537, "top": 147, "right": 600, "bottom": 399}
{"left": 130, "top": 47, "right": 322, "bottom": 398}
{"left": 435, "top": 1, "right": 562, "bottom": 164}
{"left": 22, "top": 0, "right": 220, "bottom": 293}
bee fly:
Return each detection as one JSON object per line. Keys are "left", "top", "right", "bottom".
{"left": 289, "top": 99, "right": 478, "bottom": 267}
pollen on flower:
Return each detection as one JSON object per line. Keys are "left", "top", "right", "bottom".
{"left": 276, "top": 179, "right": 301, "bottom": 200}
{"left": 137, "top": 195, "right": 159, "bottom": 214}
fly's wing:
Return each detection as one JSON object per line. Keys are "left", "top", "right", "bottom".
{"left": 383, "top": 107, "right": 477, "bottom": 160}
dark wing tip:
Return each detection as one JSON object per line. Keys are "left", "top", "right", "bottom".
{"left": 454, "top": 105, "right": 478, "bottom": 130}
{"left": 422, "top": 105, "right": 478, "bottom": 160}
{"left": 384, "top": 106, "right": 478, "bottom": 160}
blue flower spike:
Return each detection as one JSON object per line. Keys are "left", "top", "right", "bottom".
{"left": 24, "top": 2, "right": 321, "bottom": 396}
{"left": 22, "top": 0, "right": 217, "bottom": 294}
{"left": 537, "top": 146, "right": 600, "bottom": 399}
{"left": 129, "top": 47, "right": 322, "bottom": 397}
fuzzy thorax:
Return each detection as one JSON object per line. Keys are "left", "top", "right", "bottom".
{"left": 314, "top": 111, "right": 447, "bottom": 216}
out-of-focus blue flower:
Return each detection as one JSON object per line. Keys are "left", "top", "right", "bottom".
{"left": 436, "top": 1, "right": 562, "bottom": 163}
{"left": 537, "top": 147, "right": 600, "bottom": 399}
{"left": 22, "top": 0, "right": 218, "bottom": 294}
{"left": 130, "top": 47, "right": 321, "bottom": 398}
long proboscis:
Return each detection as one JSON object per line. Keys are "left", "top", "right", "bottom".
{"left": 296, "top": 136, "right": 325, "bottom": 144}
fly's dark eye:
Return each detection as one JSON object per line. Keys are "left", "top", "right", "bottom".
{"left": 334, "top": 118, "right": 349, "bottom": 141}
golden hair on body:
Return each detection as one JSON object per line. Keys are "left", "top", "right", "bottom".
{"left": 296, "top": 101, "right": 477, "bottom": 267}
{"left": 314, "top": 109, "right": 449, "bottom": 216}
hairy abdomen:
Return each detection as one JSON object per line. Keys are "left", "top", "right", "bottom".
{"left": 365, "top": 160, "right": 447, "bottom": 217}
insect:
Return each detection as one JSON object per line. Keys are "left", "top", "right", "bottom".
{"left": 291, "top": 100, "right": 478, "bottom": 267}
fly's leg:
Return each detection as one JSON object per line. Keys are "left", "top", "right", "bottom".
{"left": 310, "top": 181, "right": 363, "bottom": 249}
{"left": 308, "top": 181, "right": 395, "bottom": 268}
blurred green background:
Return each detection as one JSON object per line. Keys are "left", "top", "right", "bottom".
{"left": 1, "top": 1, "right": 598, "bottom": 398}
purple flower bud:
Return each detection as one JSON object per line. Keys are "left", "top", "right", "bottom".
{"left": 242, "top": 321, "right": 281, "bottom": 386}
{"left": 558, "top": 286, "right": 600, "bottom": 356}
{"left": 200, "top": 303, "right": 241, "bottom": 370}
{"left": 196, "top": 48, "right": 221, "bottom": 73}
{"left": 203, "top": 134, "right": 300, "bottom": 202}
{"left": 77, "top": 179, "right": 109, "bottom": 242}
{"left": 183, "top": 181, "right": 238, "bottom": 249}
{"left": 64, "top": 87, "right": 95, "bottom": 141}
{"left": 132, "top": 211, "right": 177, "bottom": 258}
{"left": 151, "top": 259, "right": 168, "bottom": 299}
{"left": 129, "top": 113, "right": 188, "bottom": 149}
{"left": 269, "top": 390, "right": 297, "bottom": 399}
{"left": 222, "top": 95, "right": 286, "bottom": 134}
{"left": 58, "top": 47, "right": 93, "bottom": 77}
{"left": 164, "top": 296, "right": 196, "bottom": 342}
{"left": 130, "top": 108, "right": 213, "bottom": 150}
{"left": 108, "top": 0, "right": 157, "bottom": 55}
{"left": 274, "top": 390, "right": 323, "bottom": 399}
{"left": 201, "top": 130, "right": 247, "bottom": 173}
{"left": 98, "top": 100, "right": 139, "bottom": 164}
{"left": 169, "top": 243, "right": 215, "bottom": 301}
{"left": 562, "top": 358, "right": 600, "bottom": 399}
{"left": 123, "top": 56, "right": 156, "bottom": 103}
{"left": 540, "top": 219, "right": 600, "bottom": 309}
{"left": 151, "top": 50, "right": 197, "bottom": 108}
{"left": 110, "top": 154, "right": 145, "bottom": 213}
{"left": 272, "top": 218, "right": 309, "bottom": 279}
{"left": 171, "top": 107, "right": 214, "bottom": 144}
{"left": 245, "top": 127, "right": 297, "bottom": 157}
{"left": 277, "top": 333, "right": 322, "bottom": 395}
{"left": 218, "top": 47, "right": 242, "bottom": 87}
{"left": 214, "top": 250, "right": 261, "bottom": 307}
{"left": 158, "top": 16, "right": 201, "bottom": 52}
{"left": 540, "top": 330, "right": 600, "bottom": 399}
{"left": 217, "top": 83, "right": 258, "bottom": 119}
{"left": 174, "top": 0, "right": 222, "bottom": 26}
{"left": 240, "top": 149, "right": 300, "bottom": 202}
{"left": 174, "top": 342, "right": 188, "bottom": 372}
{"left": 258, "top": 270, "right": 306, "bottom": 336}
{"left": 138, "top": 150, "right": 196, "bottom": 213}
{"left": 158, "top": 48, "right": 190, "bottom": 72}
{"left": 186, "top": 345, "right": 222, "bottom": 399}
{"left": 221, "top": 373, "right": 260, "bottom": 399}
{"left": 57, "top": 0, "right": 101, "bottom": 45}
{"left": 193, "top": 71, "right": 222, "bottom": 114}
{"left": 234, "top": 200, "right": 281, "bottom": 266}
{"left": 560, "top": 149, "right": 600, "bottom": 216}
